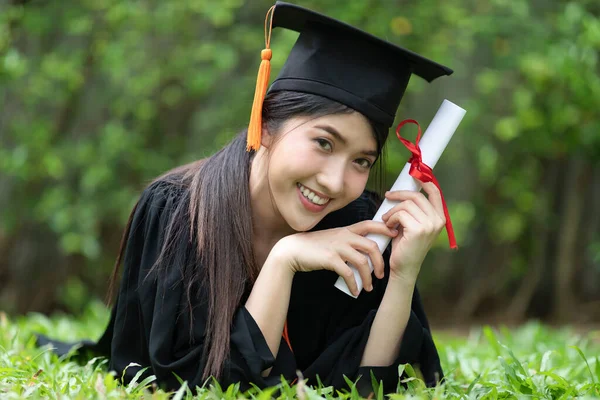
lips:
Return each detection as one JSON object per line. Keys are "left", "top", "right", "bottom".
{"left": 296, "top": 184, "right": 330, "bottom": 213}
{"left": 297, "top": 183, "right": 331, "bottom": 205}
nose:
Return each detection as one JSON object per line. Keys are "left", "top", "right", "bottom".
{"left": 315, "top": 159, "right": 345, "bottom": 198}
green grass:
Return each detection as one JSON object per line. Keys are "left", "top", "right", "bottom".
{"left": 1, "top": 302, "right": 600, "bottom": 399}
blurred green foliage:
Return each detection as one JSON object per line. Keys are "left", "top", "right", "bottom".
{"left": 0, "top": 0, "right": 599, "bottom": 319}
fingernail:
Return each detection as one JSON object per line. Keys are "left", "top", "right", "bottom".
{"left": 391, "top": 229, "right": 399, "bottom": 235}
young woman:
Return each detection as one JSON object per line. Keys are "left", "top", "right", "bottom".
{"left": 38, "top": 1, "right": 454, "bottom": 394}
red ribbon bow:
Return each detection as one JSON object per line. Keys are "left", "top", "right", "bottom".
{"left": 396, "top": 119, "right": 458, "bottom": 250}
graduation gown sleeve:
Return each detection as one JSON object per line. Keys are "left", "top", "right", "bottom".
{"left": 287, "top": 190, "right": 443, "bottom": 394}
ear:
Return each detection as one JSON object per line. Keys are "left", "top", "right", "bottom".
{"left": 260, "top": 125, "right": 274, "bottom": 149}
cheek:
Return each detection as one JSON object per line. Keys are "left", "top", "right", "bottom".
{"left": 345, "top": 171, "right": 369, "bottom": 197}
{"left": 271, "top": 144, "right": 319, "bottom": 177}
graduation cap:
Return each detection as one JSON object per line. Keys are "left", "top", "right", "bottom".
{"left": 246, "top": 1, "right": 453, "bottom": 151}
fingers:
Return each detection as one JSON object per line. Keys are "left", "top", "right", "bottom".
{"left": 350, "top": 236, "right": 385, "bottom": 280}
{"left": 328, "top": 255, "right": 359, "bottom": 296}
{"left": 384, "top": 188, "right": 446, "bottom": 229}
{"left": 347, "top": 220, "right": 398, "bottom": 237}
{"left": 346, "top": 223, "right": 388, "bottom": 280}
{"left": 331, "top": 221, "right": 393, "bottom": 287}
{"left": 340, "top": 247, "right": 373, "bottom": 292}
{"left": 386, "top": 209, "right": 420, "bottom": 234}
{"left": 420, "top": 182, "right": 446, "bottom": 222}
{"left": 382, "top": 199, "right": 428, "bottom": 225}
{"left": 384, "top": 190, "right": 438, "bottom": 218}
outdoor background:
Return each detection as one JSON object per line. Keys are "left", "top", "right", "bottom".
{"left": 0, "top": 0, "right": 599, "bottom": 328}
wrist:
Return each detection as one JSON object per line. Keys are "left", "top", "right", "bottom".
{"left": 266, "top": 238, "right": 296, "bottom": 277}
{"left": 388, "top": 270, "right": 418, "bottom": 288}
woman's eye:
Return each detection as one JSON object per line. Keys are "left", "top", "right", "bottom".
{"left": 356, "top": 158, "right": 373, "bottom": 169}
{"left": 315, "top": 138, "right": 332, "bottom": 151}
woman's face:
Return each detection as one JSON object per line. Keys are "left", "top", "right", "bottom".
{"left": 264, "top": 112, "right": 379, "bottom": 232}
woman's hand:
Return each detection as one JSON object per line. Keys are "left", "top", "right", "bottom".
{"left": 271, "top": 221, "right": 398, "bottom": 296}
{"left": 382, "top": 181, "right": 446, "bottom": 283}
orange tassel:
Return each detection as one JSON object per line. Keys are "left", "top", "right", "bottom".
{"left": 246, "top": 6, "right": 275, "bottom": 152}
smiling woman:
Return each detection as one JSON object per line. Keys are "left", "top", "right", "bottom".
{"left": 252, "top": 112, "right": 379, "bottom": 233}
{"left": 36, "top": 1, "right": 454, "bottom": 395}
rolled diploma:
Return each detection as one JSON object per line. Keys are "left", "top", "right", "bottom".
{"left": 334, "top": 99, "right": 466, "bottom": 298}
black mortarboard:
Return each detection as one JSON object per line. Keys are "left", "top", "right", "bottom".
{"left": 246, "top": 1, "right": 453, "bottom": 151}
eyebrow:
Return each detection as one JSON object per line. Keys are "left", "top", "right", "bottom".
{"left": 315, "top": 125, "right": 379, "bottom": 158}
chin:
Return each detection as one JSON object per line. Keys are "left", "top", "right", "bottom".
{"left": 287, "top": 220, "right": 319, "bottom": 233}
{"left": 285, "top": 214, "right": 325, "bottom": 232}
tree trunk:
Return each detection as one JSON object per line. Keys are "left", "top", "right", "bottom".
{"left": 505, "top": 160, "right": 559, "bottom": 321}
{"left": 553, "top": 155, "right": 586, "bottom": 321}
{"left": 453, "top": 242, "right": 511, "bottom": 321}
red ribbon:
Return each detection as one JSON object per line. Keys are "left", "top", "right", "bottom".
{"left": 395, "top": 119, "right": 458, "bottom": 250}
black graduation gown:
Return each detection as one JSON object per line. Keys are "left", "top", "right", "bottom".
{"left": 37, "top": 180, "right": 443, "bottom": 394}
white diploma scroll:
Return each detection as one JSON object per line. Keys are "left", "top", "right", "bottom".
{"left": 334, "top": 99, "right": 466, "bottom": 298}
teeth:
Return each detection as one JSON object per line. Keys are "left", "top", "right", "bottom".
{"left": 298, "top": 183, "right": 329, "bottom": 205}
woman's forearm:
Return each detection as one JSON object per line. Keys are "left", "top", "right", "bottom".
{"left": 245, "top": 251, "right": 295, "bottom": 364}
{"left": 360, "top": 276, "right": 416, "bottom": 367}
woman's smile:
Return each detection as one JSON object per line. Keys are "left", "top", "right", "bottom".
{"left": 296, "top": 182, "right": 330, "bottom": 213}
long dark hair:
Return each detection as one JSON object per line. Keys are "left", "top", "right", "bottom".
{"left": 107, "top": 90, "right": 389, "bottom": 381}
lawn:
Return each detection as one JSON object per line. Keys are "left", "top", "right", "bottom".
{"left": 1, "top": 302, "right": 599, "bottom": 399}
